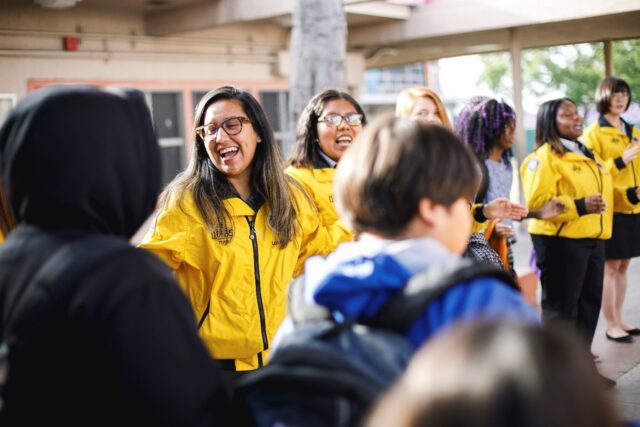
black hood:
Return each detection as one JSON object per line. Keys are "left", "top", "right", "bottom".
{"left": 0, "top": 85, "right": 161, "bottom": 238}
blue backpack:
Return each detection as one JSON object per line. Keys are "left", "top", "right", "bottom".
{"left": 234, "top": 259, "right": 517, "bottom": 427}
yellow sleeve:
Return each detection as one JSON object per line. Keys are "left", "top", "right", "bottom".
{"left": 138, "top": 197, "right": 193, "bottom": 271}
{"left": 470, "top": 204, "right": 487, "bottom": 233}
{"left": 521, "top": 155, "right": 580, "bottom": 223}
{"left": 583, "top": 126, "right": 624, "bottom": 176}
{"left": 291, "top": 188, "right": 350, "bottom": 277}
{"left": 612, "top": 183, "right": 639, "bottom": 211}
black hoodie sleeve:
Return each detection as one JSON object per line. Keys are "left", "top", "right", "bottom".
{"left": 78, "top": 250, "right": 232, "bottom": 427}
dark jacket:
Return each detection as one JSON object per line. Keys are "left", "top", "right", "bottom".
{"left": 0, "top": 86, "right": 230, "bottom": 426}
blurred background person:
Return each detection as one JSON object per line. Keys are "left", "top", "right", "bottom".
{"left": 521, "top": 98, "right": 613, "bottom": 381}
{"left": 286, "top": 89, "right": 366, "bottom": 243}
{"left": 456, "top": 97, "right": 518, "bottom": 272}
{"left": 583, "top": 76, "right": 640, "bottom": 343}
{"left": 367, "top": 321, "right": 623, "bottom": 427}
{"left": 395, "top": 87, "right": 528, "bottom": 235}
{"left": 395, "top": 86, "right": 452, "bottom": 129}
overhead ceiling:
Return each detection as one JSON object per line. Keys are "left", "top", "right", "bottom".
{"left": 21, "top": 0, "right": 640, "bottom": 68}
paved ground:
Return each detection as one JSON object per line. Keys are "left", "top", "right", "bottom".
{"left": 512, "top": 224, "right": 640, "bottom": 420}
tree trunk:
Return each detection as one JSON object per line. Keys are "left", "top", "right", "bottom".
{"left": 287, "top": 0, "right": 346, "bottom": 155}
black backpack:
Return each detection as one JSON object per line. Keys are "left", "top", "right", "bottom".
{"left": 234, "top": 259, "right": 517, "bottom": 427}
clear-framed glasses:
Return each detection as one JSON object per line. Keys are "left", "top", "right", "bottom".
{"left": 195, "top": 116, "right": 251, "bottom": 140}
{"left": 318, "top": 113, "right": 363, "bottom": 127}
{"left": 611, "top": 92, "right": 630, "bottom": 101}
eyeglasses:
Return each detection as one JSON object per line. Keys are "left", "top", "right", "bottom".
{"left": 611, "top": 92, "right": 630, "bottom": 101}
{"left": 318, "top": 113, "right": 363, "bottom": 127}
{"left": 195, "top": 116, "right": 251, "bottom": 140}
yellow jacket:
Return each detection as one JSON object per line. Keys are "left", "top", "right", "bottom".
{"left": 139, "top": 187, "right": 345, "bottom": 371}
{"left": 582, "top": 117, "right": 640, "bottom": 214}
{"left": 471, "top": 204, "right": 488, "bottom": 233}
{"left": 285, "top": 165, "right": 353, "bottom": 242}
{"left": 521, "top": 143, "right": 613, "bottom": 239}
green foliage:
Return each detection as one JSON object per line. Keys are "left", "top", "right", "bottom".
{"left": 523, "top": 44, "right": 604, "bottom": 113}
{"left": 614, "top": 39, "right": 640, "bottom": 100}
{"left": 477, "top": 39, "right": 640, "bottom": 115}
{"left": 478, "top": 52, "right": 512, "bottom": 95}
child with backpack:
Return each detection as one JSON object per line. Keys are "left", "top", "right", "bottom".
{"left": 236, "top": 116, "right": 538, "bottom": 427}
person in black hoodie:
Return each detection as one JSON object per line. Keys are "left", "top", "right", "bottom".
{"left": 0, "top": 85, "right": 231, "bottom": 426}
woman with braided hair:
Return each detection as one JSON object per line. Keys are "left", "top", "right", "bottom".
{"left": 456, "top": 97, "right": 519, "bottom": 271}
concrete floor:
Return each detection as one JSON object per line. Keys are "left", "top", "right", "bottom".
{"left": 512, "top": 226, "right": 640, "bottom": 421}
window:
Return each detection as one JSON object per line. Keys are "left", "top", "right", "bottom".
{"left": 259, "top": 90, "right": 292, "bottom": 151}
{"left": 144, "top": 91, "right": 184, "bottom": 186}
{"left": 0, "top": 94, "right": 16, "bottom": 127}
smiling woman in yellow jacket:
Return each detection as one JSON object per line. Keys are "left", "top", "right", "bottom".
{"left": 522, "top": 98, "right": 613, "bottom": 354}
{"left": 582, "top": 76, "right": 640, "bottom": 343}
{"left": 285, "top": 90, "right": 367, "bottom": 242}
{"left": 140, "top": 86, "right": 347, "bottom": 373}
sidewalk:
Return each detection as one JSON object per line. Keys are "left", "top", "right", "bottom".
{"left": 512, "top": 226, "right": 640, "bottom": 419}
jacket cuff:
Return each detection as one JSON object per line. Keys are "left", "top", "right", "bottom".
{"left": 575, "top": 198, "right": 587, "bottom": 216}
{"left": 473, "top": 204, "right": 488, "bottom": 223}
{"left": 627, "top": 187, "right": 640, "bottom": 205}
{"left": 615, "top": 156, "right": 626, "bottom": 170}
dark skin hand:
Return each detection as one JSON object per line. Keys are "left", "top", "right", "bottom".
{"left": 584, "top": 193, "right": 607, "bottom": 214}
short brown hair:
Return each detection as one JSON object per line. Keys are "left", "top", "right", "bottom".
{"left": 334, "top": 116, "right": 478, "bottom": 237}
{"left": 367, "top": 321, "right": 620, "bottom": 427}
{"left": 595, "top": 76, "right": 632, "bottom": 115}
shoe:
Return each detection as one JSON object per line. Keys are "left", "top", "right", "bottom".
{"left": 599, "top": 374, "right": 617, "bottom": 389}
{"left": 624, "top": 327, "right": 640, "bottom": 336}
{"left": 605, "top": 331, "right": 633, "bottom": 343}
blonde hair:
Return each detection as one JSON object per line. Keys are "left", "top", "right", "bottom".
{"left": 395, "top": 86, "right": 452, "bottom": 130}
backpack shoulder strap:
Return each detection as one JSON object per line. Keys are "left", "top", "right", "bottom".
{"left": 362, "top": 258, "right": 518, "bottom": 333}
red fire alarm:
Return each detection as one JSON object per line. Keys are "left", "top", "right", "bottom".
{"left": 63, "top": 36, "right": 79, "bottom": 51}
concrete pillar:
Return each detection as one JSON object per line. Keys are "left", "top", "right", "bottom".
{"left": 604, "top": 39, "right": 613, "bottom": 77}
{"left": 510, "top": 28, "right": 525, "bottom": 164}
{"left": 509, "top": 29, "right": 529, "bottom": 216}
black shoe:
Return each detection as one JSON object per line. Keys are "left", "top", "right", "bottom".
{"left": 599, "top": 374, "right": 617, "bottom": 389}
{"left": 624, "top": 327, "right": 640, "bottom": 336}
{"left": 606, "top": 332, "right": 633, "bottom": 343}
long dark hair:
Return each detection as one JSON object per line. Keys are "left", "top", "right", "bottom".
{"left": 456, "top": 97, "right": 515, "bottom": 165}
{"left": 287, "top": 89, "right": 367, "bottom": 168}
{"left": 160, "top": 85, "right": 298, "bottom": 247}
{"left": 535, "top": 98, "right": 575, "bottom": 154}
{"left": 0, "top": 176, "right": 16, "bottom": 237}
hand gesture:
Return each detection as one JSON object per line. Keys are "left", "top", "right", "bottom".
{"left": 494, "top": 222, "right": 516, "bottom": 239}
{"left": 483, "top": 197, "right": 528, "bottom": 221}
{"left": 584, "top": 193, "right": 607, "bottom": 214}
{"left": 531, "top": 199, "right": 566, "bottom": 220}
{"left": 622, "top": 143, "right": 640, "bottom": 165}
